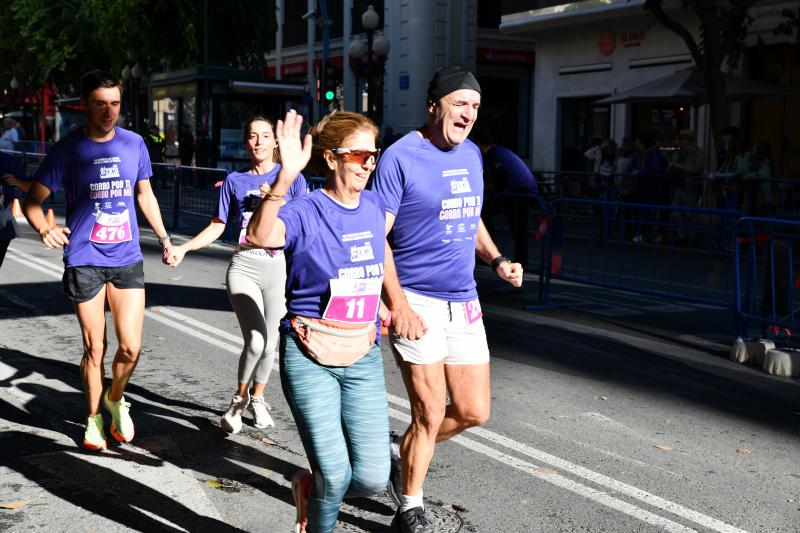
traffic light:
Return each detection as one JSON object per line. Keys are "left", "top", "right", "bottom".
{"left": 324, "top": 65, "right": 339, "bottom": 103}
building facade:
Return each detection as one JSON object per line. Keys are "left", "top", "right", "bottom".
{"left": 500, "top": 0, "right": 800, "bottom": 175}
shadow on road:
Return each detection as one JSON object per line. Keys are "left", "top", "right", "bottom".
{"left": 0, "top": 348, "right": 392, "bottom": 532}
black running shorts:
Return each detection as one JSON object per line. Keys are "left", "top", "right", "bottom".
{"left": 62, "top": 260, "right": 145, "bottom": 303}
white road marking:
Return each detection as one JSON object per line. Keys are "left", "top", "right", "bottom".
{"left": 390, "top": 407, "right": 697, "bottom": 533}
{"left": 3, "top": 247, "right": 750, "bottom": 533}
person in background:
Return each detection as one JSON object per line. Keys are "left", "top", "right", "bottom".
{"left": 195, "top": 126, "right": 214, "bottom": 168}
{"left": 613, "top": 137, "right": 637, "bottom": 241}
{"left": 631, "top": 131, "right": 666, "bottom": 244}
{"left": 0, "top": 152, "right": 30, "bottom": 269}
{"left": 0, "top": 118, "right": 20, "bottom": 151}
{"left": 145, "top": 125, "right": 165, "bottom": 164}
{"left": 473, "top": 121, "right": 538, "bottom": 266}
{"left": 739, "top": 140, "right": 772, "bottom": 216}
{"left": 178, "top": 124, "right": 195, "bottom": 167}
{"left": 167, "top": 116, "right": 307, "bottom": 434}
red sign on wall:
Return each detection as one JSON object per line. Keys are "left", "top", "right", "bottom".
{"left": 598, "top": 31, "right": 616, "bottom": 56}
{"left": 620, "top": 30, "right": 646, "bottom": 47}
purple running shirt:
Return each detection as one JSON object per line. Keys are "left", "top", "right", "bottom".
{"left": 278, "top": 189, "right": 386, "bottom": 323}
{"left": 373, "top": 131, "right": 484, "bottom": 301}
{"left": 34, "top": 127, "right": 152, "bottom": 268}
{"left": 216, "top": 165, "right": 306, "bottom": 246}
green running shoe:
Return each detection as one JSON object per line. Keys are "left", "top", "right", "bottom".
{"left": 83, "top": 413, "right": 107, "bottom": 451}
{"left": 103, "top": 389, "right": 135, "bottom": 443}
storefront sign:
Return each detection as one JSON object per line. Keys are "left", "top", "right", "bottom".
{"left": 476, "top": 47, "right": 535, "bottom": 65}
{"left": 620, "top": 30, "right": 646, "bottom": 48}
{"left": 598, "top": 31, "right": 616, "bottom": 56}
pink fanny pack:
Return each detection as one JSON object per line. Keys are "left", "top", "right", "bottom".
{"left": 290, "top": 316, "right": 376, "bottom": 367}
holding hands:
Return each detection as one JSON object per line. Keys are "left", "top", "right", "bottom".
{"left": 40, "top": 225, "right": 71, "bottom": 249}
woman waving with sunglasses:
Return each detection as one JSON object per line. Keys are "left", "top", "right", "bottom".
{"left": 248, "top": 110, "right": 389, "bottom": 533}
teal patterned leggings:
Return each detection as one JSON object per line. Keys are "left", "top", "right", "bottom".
{"left": 280, "top": 333, "right": 390, "bottom": 533}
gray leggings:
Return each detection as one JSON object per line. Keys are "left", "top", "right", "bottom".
{"left": 226, "top": 250, "right": 286, "bottom": 385}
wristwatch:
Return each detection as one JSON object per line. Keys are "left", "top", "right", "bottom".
{"left": 491, "top": 255, "right": 511, "bottom": 270}
{"left": 157, "top": 234, "right": 172, "bottom": 246}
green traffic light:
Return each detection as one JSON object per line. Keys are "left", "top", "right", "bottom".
{"left": 324, "top": 90, "right": 335, "bottom": 101}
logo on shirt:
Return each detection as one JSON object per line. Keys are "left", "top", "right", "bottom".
{"left": 350, "top": 241, "right": 374, "bottom": 262}
{"left": 450, "top": 177, "right": 472, "bottom": 194}
{"left": 99, "top": 165, "right": 121, "bottom": 179}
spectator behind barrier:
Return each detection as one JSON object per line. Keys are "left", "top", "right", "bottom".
{"left": 739, "top": 140, "right": 772, "bottom": 216}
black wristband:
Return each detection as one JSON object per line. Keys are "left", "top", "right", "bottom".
{"left": 491, "top": 255, "right": 510, "bottom": 270}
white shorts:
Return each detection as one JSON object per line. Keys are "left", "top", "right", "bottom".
{"left": 390, "top": 289, "right": 490, "bottom": 365}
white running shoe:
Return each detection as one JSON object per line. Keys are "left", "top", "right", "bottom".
{"left": 220, "top": 394, "right": 249, "bottom": 434}
{"left": 248, "top": 395, "right": 275, "bottom": 429}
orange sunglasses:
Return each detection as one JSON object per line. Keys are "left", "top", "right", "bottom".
{"left": 330, "top": 147, "right": 380, "bottom": 165}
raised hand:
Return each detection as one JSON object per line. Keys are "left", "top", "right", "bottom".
{"left": 275, "top": 109, "right": 312, "bottom": 180}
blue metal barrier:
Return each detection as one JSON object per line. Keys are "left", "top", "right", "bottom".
{"left": 547, "top": 198, "right": 745, "bottom": 307}
{"left": 734, "top": 217, "right": 799, "bottom": 339}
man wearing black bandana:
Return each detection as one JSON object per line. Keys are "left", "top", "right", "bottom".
{"left": 374, "top": 66, "right": 524, "bottom": 532}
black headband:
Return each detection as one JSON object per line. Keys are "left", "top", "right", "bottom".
{"left": 426, "top": 65, "right": 481, "bottom": 103}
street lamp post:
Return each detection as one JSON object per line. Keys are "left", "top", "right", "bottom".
{"left": 121, "top": 62, "right": 143, "bottom": 132}
{"left": 348, "top": 5, "right": 390, "bottom": 124}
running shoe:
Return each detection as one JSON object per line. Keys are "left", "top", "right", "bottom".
{"left": 220, "top": 394, "right": 249, "bottom": 434}
{"left": 390, "top": 506, "right": 432, "bottom": 533}
{"left": 82, "top": 413, "right": 107, "bottom": 451}
{"left": 387, "top": 431, "right": 403, "bottom": 507}
{"left": 103, "top": 389, "right": 135, "bottom": 443}
{"left": 247, "top": 395, "right": 275, "bottom": 429}
{"left": 291, "top": 469, "right": 313, "bottom": 533}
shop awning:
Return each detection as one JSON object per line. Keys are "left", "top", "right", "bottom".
{"left": 499, "top": 0, "right": 648, "bottom": 35}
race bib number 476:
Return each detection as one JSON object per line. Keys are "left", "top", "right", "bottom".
{"left": 90, "top": 210, "right": 132, "bottom": 244}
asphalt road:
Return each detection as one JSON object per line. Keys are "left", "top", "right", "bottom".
{"left": 1, "top": 215, "right": 799, "bottom": 532}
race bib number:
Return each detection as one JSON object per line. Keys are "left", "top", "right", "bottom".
{"left": 464, "top": 297, "right": 483, "bottom": 325}
{"left": 323, "top": 277, "right": 382, "bottom": 323}
{"left": 90, "top": 210, "right": 132, "bottom": 244}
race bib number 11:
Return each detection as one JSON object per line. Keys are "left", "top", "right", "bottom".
{"left": 323, "top": 277, "right": 382, "bottom": 323}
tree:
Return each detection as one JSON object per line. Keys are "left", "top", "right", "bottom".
{"left": 644, "top": 0, "right": 762, "bottom": 154}
{"left": 0, "top": 0, "right": 276, "bottom": 98}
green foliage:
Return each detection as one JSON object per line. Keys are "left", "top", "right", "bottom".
{"left": 0, "top": 0, "right": 276, "bottom": 98}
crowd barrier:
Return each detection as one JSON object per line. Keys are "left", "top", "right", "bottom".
{"left": 534, "top": 169, "right": 800, "bottom": 218}
{"left": 734, "top": 217, "right": 800, "bottom": 339}
{"left": 5, "top": 149, "right": 798, "bottom": 340}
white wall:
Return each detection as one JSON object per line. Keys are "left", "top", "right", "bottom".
{"left": 383, "top": 0, "right": 478, "bottom": 133}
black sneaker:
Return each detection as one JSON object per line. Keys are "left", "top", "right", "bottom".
{"left": 387, "top": 431, "right": 403, "bottom": 506}
{"left": 391, "top": 506, "right": 432, "bottom": 533}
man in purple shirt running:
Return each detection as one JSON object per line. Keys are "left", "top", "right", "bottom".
{"left": 23, "top": 71, "right": 174, "bottom": 451}
{"left": 374, "top": 65, "right": 524, "bottom": 533}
